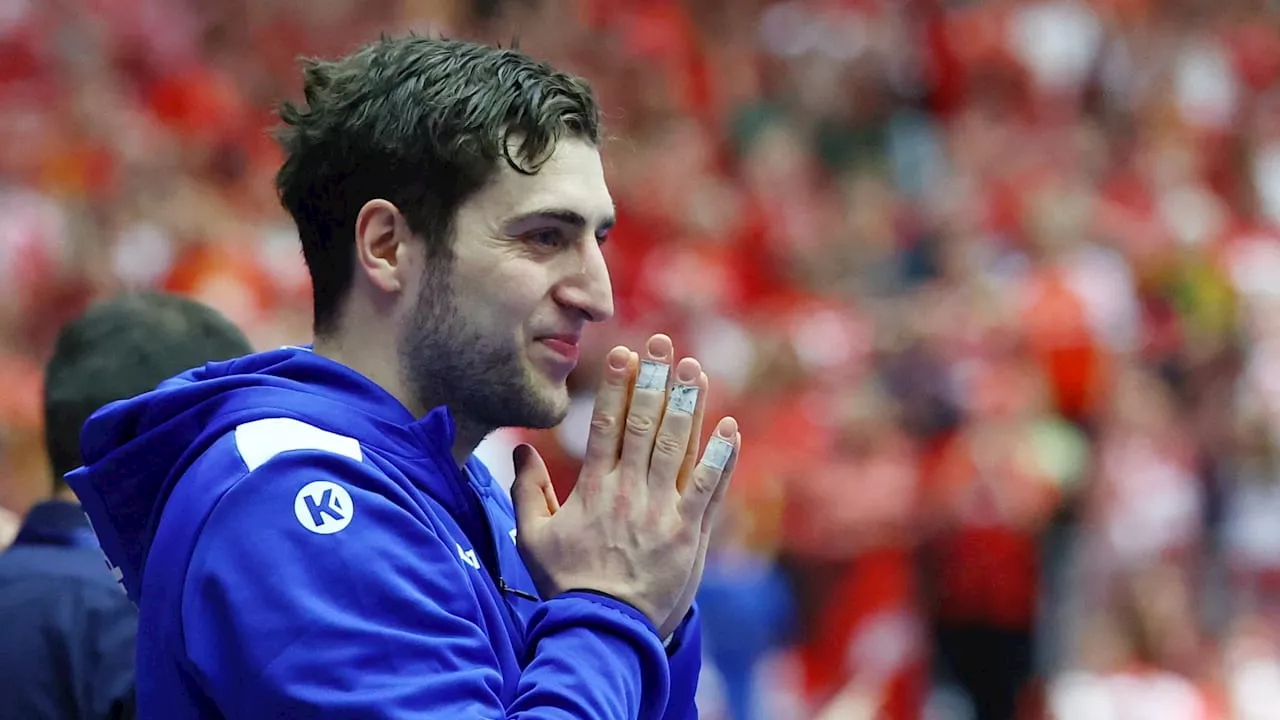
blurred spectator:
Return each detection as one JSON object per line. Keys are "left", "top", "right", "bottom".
{"left": 695, "top": 495, "right": 797, "bottom": 720}
{"left": 780, "top": 379, "right": 929, "bottom": 719}
{"left": 0, "top": 292, "right": 252, "bottom": 720}
{"left": 923, "top": 354, "right": 1066, "bottom": 720}
{"left": 1048, "top": 562, "right": 1219, "bottom": 719}
{"left": 1221, "top": 396, "right": 1280, "bottom": 643}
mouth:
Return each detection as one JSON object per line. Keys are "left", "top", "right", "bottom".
{"left": 536, "top": 335, "right": 581, "bottom": 365}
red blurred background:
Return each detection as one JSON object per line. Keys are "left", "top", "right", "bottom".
{"left": 5, "top": 0, "right": 1280, "bottom": 717}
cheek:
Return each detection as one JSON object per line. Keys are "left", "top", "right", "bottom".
{"left": 456, "top": 268, "right": 548, "bottom": 337}
{"left": 497, "top": 262, "right": 555, "bottom": 312}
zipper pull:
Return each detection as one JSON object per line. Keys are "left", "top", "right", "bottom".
{"left": 498, "top": 577, "right": 540, "bottom": 602}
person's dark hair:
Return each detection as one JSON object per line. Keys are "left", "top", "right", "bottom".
{"left": 43, "top": 292, "right": 253, "bottom": 487}
{"left": 273, "top": 35, "right": 603, "bottom": 336}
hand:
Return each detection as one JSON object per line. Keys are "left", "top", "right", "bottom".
{"left": 513, "top": 334, "right": 741, "bottom": 636}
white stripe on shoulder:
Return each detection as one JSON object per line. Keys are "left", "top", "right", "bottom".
{"left": 233, "top": 418, "right": 363, "bottom": 472}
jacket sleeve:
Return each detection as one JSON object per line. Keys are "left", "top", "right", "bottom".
{"left": 181, "top": 450, "right": 671, "bottom": 719}
{"left": 660, "top": 607, "right": 704, "bottom": 720}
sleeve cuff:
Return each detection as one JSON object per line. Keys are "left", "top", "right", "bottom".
{"left": 555, "top": 590, "right": 662, "bottom": 640}
{"left": 662, "top": 608, "right": 696, "bottom": 656}
{"left": 556, "top": 590, "right": 690, "bottom": 655}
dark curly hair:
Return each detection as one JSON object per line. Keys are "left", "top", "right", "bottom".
{"left": 274, "top": 35, "right": 602, "bottom": 335}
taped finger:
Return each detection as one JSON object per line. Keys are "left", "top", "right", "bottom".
{"left": 700, "top": 435, "right": 734, "bottom": 471}
{"left": 636, "top": 359, "right": 669, "bottom": 391}
{"left": 667, "top": 383, "right": 698, "bottom": 416}
{"left": 679, "top": 417, "right": 738, "bottom": 520}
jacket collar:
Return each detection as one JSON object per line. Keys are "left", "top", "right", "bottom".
{"left": 276, "top": 347, "right": 496, "bottom": 493}
{"left": 12, "top": 500, "right": 98, "bottom": 548}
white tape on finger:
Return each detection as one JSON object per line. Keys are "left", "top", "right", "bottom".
{"left": 636, "top": 360, "right": 670, "bottom": 391}
{"left": 667, "top": 384, "right": 698, "bottom": 415}
{"left": 700, "top": 436, "right": 734, "bottom": 471}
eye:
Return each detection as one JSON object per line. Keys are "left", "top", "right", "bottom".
{"left": 524, "top": 228, "right": 566, "bottom": 248}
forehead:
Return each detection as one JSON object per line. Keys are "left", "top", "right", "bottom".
{"left": 460, "top": 138, "right": 614, "bottom": 226}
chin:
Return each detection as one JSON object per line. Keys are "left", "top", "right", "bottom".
{"left": 527, "top": 383, "right": 571, "bottom": 429}
{"left": 506, "top": 368, "right": 564, "bottom": 426}
{"left": 474, "top": 383, "right": 567, "bottom": 432}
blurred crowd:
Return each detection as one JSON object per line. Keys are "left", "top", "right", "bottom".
{"left": 5, "top": 0, "right": 1280, "bottom": 717}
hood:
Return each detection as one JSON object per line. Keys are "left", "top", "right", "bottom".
{"left": 66, "top": 346, "right": 465, "bottom": 603}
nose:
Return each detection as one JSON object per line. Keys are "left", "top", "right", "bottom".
{"left": 553, "top": 241, "right": 614, "bottom": 323}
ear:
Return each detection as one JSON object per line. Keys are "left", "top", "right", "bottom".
{"left": 354, "top": 199, "right": 412, "bottom": 294}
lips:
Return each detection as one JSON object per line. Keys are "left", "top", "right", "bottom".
{"left": 537, "top": 335, "right": 580, "bottom": 364}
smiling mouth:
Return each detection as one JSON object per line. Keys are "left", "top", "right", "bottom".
{"left": 537, "top": 337, "right": 580, "bottom": 365}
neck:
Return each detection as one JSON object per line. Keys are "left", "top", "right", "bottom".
{"left": 313, "top": 333, "right": 490, "bottom": 467}
{"left": 55, "top": 485, "right": 80, "bottom": 503}
{"left": 450, "top": 417, "right": 493, "bottom": 467}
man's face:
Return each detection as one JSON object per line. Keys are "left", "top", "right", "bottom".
{"left": 399, "top": 138, "right": 616, "bottom": 431}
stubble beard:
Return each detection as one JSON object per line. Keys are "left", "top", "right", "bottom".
{"left": 398, "top": 263, "right": 569, "bottom": 433}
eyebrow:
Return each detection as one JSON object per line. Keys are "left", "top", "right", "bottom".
{"left": 506, "top": 208, "right": 616, "bottom": 238}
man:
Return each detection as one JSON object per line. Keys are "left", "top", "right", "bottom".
{"left": 69, "top": 36, "right": 742, "bottom": 719}
{"left": 0, "top": 292, "right": 253, "bottom": 720}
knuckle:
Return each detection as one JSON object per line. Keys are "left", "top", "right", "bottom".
{"left": 690, "top": 469, "right": 718, "bottom": 497}
{"left": 653, "top": 434, "right": 686, "bottom": 459}
{"left": 590, "top": 411, "right": 620, "bottom": 435}
{"left": 625, "top": 413, "right": 656, "bottom": 437}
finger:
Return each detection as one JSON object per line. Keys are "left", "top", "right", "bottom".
{"left": 581, "top": 346, "right": 637, "bottom": 476}
{"left": 676, "top": 371, "right": 709, "bottom": 493}
{"left": 512, "top": 444, "right": 555, "bottom": 523}
{"left": 626, "top": 351, "right": 639, "bottom": 407}
{"left": 649, "top": 358, "right": 702, "bottom": 491}
{"left": 619, "top": 334, "right": 673, "bottom": 478}
{"left": 679, "top": 417, "right": 739, "bottom": 522}
{"left": 700, "top": 431, "right": 740, "bottom": 534}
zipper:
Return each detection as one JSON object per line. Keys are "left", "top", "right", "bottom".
{"left": 472, "top": 486, "right": 537, "bottom": 642}
{"left": 461, "top": 483, "right": 503, "bottom": 586}
{"left": 498, "top": 577, "right": 539, "bottom": 602}
{"left": 410, "top": 422, "right": 539, "bottom": 637}
{"left": 460, "top": 472, "right": 538, "bottom": 641}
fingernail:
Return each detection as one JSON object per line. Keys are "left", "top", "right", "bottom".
{"left": 607, "top": 347, "right": 629, "bottom": 370}
{"left": 646, "top": 334, "right": 672, "bottom": 359}
{"left": 701, "top": 436, "right": 734, "bottom": 471}
{"left": 676, "top": 358, "right": 699, "bottom": 383}
{"left": 636, "top": 360, "right": 669, "bottom": 390}
{"left": 667, "top": 384, "right": 698, "bottom": 415}
{"left": 716, "top": 417, "right": 738, "bottom": 438}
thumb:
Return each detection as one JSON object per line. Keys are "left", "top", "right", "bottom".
{"left": 511, "top": 444, "right": 556, "bottom": 522}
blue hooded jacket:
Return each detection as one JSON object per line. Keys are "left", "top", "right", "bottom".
{"left": 66, "top": 346, "right": 702, "bottom": 719}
